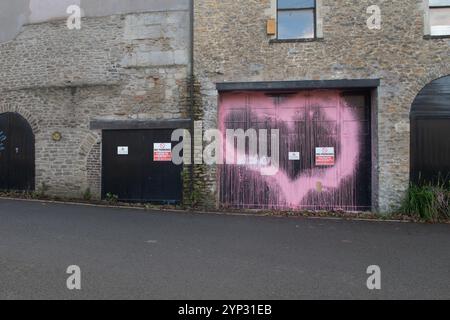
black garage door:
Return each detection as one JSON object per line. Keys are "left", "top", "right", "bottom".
{"left": 0, "top": 112, "right": 35, "bottom": 191}
{"left": 102, "top": 130, "right": 182, "bottom": 203}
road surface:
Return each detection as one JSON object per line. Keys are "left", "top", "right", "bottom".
{"left": 0, "top": 199, "right": 449, "bottom": 299}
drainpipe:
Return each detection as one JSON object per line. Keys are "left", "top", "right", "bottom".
{"left": 188, "top": 0, "right": 195, "bottom": 201}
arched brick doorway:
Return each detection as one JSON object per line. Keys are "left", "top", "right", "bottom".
{"left": 0, "top": 112, "right": 35, "bottom": 191}
{"left": 411, "top": 75, "right": 450, "bottom": 186}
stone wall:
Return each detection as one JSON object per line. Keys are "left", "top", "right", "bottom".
{"left": 194, "top": 0, "right": 450, "bottom": 212}
{"left": 0, "top": 9, "right": 190, "bottom": 199}
{"left": 0, "top": 0, "right": 190, "bottom": 43}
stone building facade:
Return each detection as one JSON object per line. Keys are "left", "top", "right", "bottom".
{"left": 193, "top": 0, "right": 450, "bottom": 213}
{"left": 0, "top": 0, "right": 191, "bottom": 199}
{"left": 1, "top": 0, "right": 449, "bottom": 213}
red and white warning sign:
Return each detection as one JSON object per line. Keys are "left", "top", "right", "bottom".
{"left": 315, "top": 147, "right": 335, "bottom": 166}
{"left": 153, "top": 143, "right": 172, "bottom": 162}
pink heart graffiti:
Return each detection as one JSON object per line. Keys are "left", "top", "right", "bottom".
{"left": 219, "top": 90, "right": 363, "bottom": 209}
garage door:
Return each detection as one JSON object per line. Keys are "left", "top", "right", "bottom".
{"left": 102, "top": 129, "right": 182, "bottom": 203}
{"left": 218, "top": 90, "right": 372, "bottom": 211}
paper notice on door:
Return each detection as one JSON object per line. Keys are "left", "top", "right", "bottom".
{"left": 117, "top": 146, "right": 129, "bottom": 155}
{"left": 315, "top": 147, "right": 335, "bottom": 166}
{"left": 153, "top": 143, "right": 172, "bottom": 162}
{"left": 289, "top": 152, "right": 300, "bottom": 161}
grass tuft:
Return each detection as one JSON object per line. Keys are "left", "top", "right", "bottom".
{"left": 401, "top": 182, "right": 450, "bottom": 222}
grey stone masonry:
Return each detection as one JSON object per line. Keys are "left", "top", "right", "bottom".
{"left": 194, "top": 0, "right": 450, "bottom": 213}
{"left": 0, "top": 8, "right": 190, "bottom": 199}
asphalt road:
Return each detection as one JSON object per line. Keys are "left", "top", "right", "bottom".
{"left": 0, "top": 199, "right": 449, "bottom": 300}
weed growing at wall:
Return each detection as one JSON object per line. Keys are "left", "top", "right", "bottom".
{"left": 401, "top": 183, "right": 450, "bottom": 222}
{"left": 83, "top": 188, "right": 92, "bottom": 201}
{"left": 105, "top": 193, "right": 119, "bottom": 204}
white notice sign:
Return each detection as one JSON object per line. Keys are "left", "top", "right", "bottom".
{"left": 315, "top": 147, "right": 335, "bottom": 166}
{"left": 154, "top": 143, "right": 172, "bottom": 162}
{"left": 117, "top": 146, "right": 129, "bottom": 155}
{"left": 289, "top": 152, "right": 300, "bottom": 161}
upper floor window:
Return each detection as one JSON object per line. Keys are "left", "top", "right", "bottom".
{"left": 429, "top": 0, "right": 450, "bottom": 36}
{"left": 277, "top": 0, "right": 316, "bottom": 40}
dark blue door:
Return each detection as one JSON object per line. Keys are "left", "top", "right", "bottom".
{"left": 0, "top": 112, "right": 35, "bottom": 191}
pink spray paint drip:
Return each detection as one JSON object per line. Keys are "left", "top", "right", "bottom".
{"left": 219, "top": 91, "right": 362, "bottom": 209}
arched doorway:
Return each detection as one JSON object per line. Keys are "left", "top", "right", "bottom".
{"left": 0, "top": 112, "right": 35, "bottom": 191}
{"left": 411, "top": 75, "right": 450, "bottom": 186}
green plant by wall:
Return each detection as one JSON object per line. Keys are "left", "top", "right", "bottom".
{"left": 83, "top": 188, "right": 92, "bottom": 201}
{"left": 400, "top": 183, "right": 450, "bottom": 222}
{"left": 105, "top": 192, "right": 119, "bottom": 204}
{"left": 37, "top": 182, "right": 50, "bottom": 198}
{"left": 182, "top": 166, "right": 203, "bottom": 208}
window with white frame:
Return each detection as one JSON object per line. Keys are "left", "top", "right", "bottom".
{"left": 429, "top": 0, "right": 450, "bottom": 36}
{"left": 277, "top": 0, "right": 316, "bottom": 40}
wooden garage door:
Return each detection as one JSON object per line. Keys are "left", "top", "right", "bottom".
{"left": 102, "top": 129, "right": 183, "bottom": 203}
{"left": 218, "top": 90, "right": 372, "bottom": 211}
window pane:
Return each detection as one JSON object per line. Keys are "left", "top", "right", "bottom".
{"left": 429, "top": 0, "right": 450, "bottom": 6}
{"left": 430, "top": 7, "right": 450, "bottom": 35}
{"left": 278, "top": 10, "right": 315, "bottom": 39}
{"left": 278, "top": 0, "right": 315, "bottom": 9}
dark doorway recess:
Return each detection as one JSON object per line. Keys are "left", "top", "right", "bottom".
{"left": 411, "top": 75, "right": 450, "bottom": 187}
{"left": 102, "top": 129, "right": 183, "bottom": 204}
{"left": 0, "top": 112, "right": 35, "bottom": 191}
